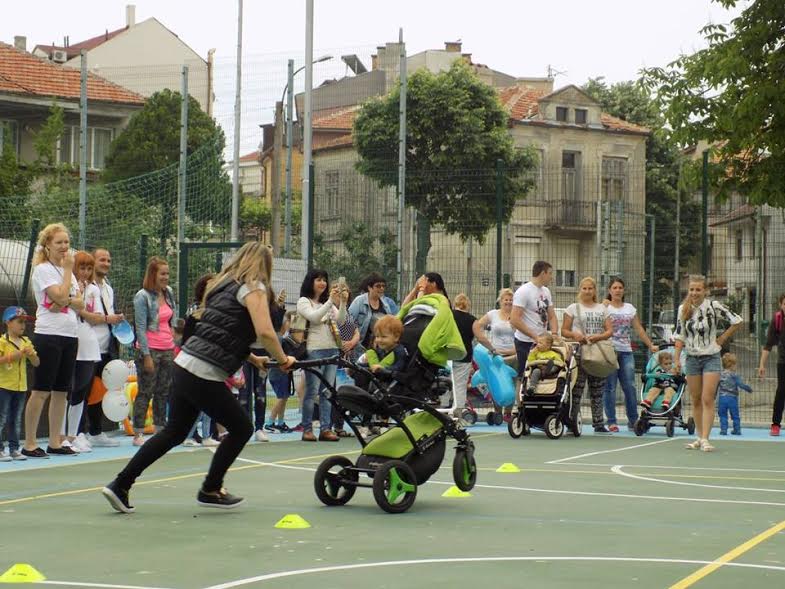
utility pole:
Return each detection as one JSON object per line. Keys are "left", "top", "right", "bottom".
{"left": 270, "top": 101, "right": 283, "bottom": 251}
{"left": 78, "top": 50, "right": 87, "bottom": 249}
{"left": 301, "top": 0, "right": 314, "bottom": 261}
{"left": 396, "top": 28, "right": 406, "bottom": 303}
{"left": 284, "top": 59, "right": 295, "bottom": 256}
{"left": 230, "top": 0, "right": 243, "bottom": 242}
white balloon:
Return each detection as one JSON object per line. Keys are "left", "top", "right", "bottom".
{"left": 102, "top": 360, "right": 130, "bottom": 390}
{"left": 102, "top": 391, "right": 130, "bottom": 422}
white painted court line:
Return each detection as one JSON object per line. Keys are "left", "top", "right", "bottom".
{"left": 201, "top": 556, "right": 785, "bottom": 588}
{"left": 546, "top": 438, "right": 675, "bottom": 464}
{"left": 426, "top": 479, "right": 785, "bottom": 507}
{"left": 41, "top": 581, "right": 175, "bottom": 589}
{"left": 572, "top": 463, "right": 785, "bottom": 473}
{"left": 611, "top": 465, "right": 785, "bottom": 493}
{"left": 233, "top": 455, "right": 316, "bottom": 473}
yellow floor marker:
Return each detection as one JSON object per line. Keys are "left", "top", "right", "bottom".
{"left": 496, "top": 463, "right": 521, "bottom": 473}
{"left": 0, "top": 563, "right": 46, "bottom": 583}
{"left": 442, "top": 486, "right": 472, "bottom": 498}
{"left": 274, "top": 514, "right": 311, "bottom": 529}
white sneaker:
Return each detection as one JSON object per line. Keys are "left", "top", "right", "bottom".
{"left": 10, "top": 450, "right": 26, "bottom": 461}
{"left": 62, "top": 439, "right": 80, "bottom": 453}
{"left": 183, "top": 438, "right": 200, "bottom": 447}
{"left": 254, "top": 429, "right": 269, "bottom": 442}
{"left": 87, "top": 432, "right": 121, "bottom": 447}
{"left": 72, "top": 436, "right": 92, "bottom": 453}
{"left": 202, "top": 437, "right": 220, "bottom": 447}
{"left": 132, "top": 434, "right": 146, "bottom": 447}
{"left": 0, "top": 450, "right": 11, "bottom": 462}
{"left": 76, "top": 433, "right": 93, "bottom": 449}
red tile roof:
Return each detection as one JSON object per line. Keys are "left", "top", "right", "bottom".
{"left": 312, "top": 105, "right": 359, "bottom": 130}
{"left": 0, "top": 42, "right": 145, "bottom": 105}
{"left": 313, "top": 134, "right": 354, "bottom": 152}
{"left": 710, "top": 204, "right": 756, "bottom": 227}
{"left": 34, "top": 27, "right": 128, "bottom": 60}
{"left": 239, "top": 150, "right": 261, "bottom": 163}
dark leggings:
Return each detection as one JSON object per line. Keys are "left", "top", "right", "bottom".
{"left": 115, "top": 365, "right": 254, "bottom": 492}
{"left": 69, "top": 361, "right": 95, "bottom": 406}
{"left": 84, "top": 354, "right": 111, "bottom": 436}
{"left": 239, "top": 361, "right": 266, "bottom": 431}
{"left": 773, "top": 363, "right": 785, "bottom": 426}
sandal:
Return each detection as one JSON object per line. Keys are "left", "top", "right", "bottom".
{"left": 700, "top": 439, "right": 715, "bottom": 452}
{"left": 335, "top": 429, "right": 353, "bottom": 438}
{"left": 684, "top": 439, "right": 701, "bottom": 450}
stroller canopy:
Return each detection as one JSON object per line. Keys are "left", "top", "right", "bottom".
{"left": 398, "top": 294, "right": 465, "bottom": 367}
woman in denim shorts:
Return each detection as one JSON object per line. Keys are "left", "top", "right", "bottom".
{"left": 674, "top": 275, "right": 742, "bottom": 452}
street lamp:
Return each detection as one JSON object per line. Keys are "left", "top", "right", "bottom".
{"left": 283, "top": 54, "right": 332, "bottom": 256}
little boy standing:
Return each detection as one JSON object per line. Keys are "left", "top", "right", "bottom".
{"left": 717, "top": 352, "right": 752, "bottom": 435}
{"left": 0, "top": 307, "right": 40, "bottom": 461}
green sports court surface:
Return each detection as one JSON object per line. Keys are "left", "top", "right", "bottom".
{"left": 1, "top": 425, "right": 783, "bottom": 588}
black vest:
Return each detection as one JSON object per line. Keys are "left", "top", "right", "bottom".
{"left": 182, "top": 278, "right": 257, "bottom": 375}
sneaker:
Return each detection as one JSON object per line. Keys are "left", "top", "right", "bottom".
{"left": 277, "top": 423, "right": 292, "bottom": 433}
{"left": 21, "top": 447, "right": 49, "bottom": 459}
{"left": 0, "top": 450, "right": 11, "bottom": 462}
{"left": 61, "top": 439, "right": 80, "bottom": 453}
{"left": 771, "top": 424, "right": 781, "bottom": 437}
{"left": 183, "top": 438, "right": 200, "bottom": 447}
{"left": 292, "top": 424, "right": 305, "bottom": 433}
{"left": 263, "top": 423, "right": 278, "bottom": 433}
{"left": 10, "top": 450, "right": 27, "bottom": 461}
{"left": 301, "top": 431, "right": 317, "bottom": 442}
{"left": 719, "top": 430, "right": 728, "bottom": 435}
{"left": 593, "top": 426, "right": 611, "bottom": 434}
{"left": 132, "top": 434, "right": 146, "bottom": 447}
{"left": 87, "top": 432, "right": 120, "bottom": 447}
{"left": 72, "top": 436, "right": 92, "bottom": 453}
{"left": 318, "top": 429, "right": 339, "bottom": 442}
{"left": 197, "top": 487, "right": 245, "bottom": 509}
{"left": 685, "top": 438, "right": 702, "bottom": 450}
{"left": 640, "top": 400, "right": 652, "bottom": 409}
{"left": 254, "top": 429, "right": 269, "bottom": 442}
{"left": 661, "top": 402, "right": 670, "bottom": 411}
{"left": 608, "top": 424, "right": 620, "bottom": 433}
{"left": 202, "top": 437, "right": 220, "bottom": 447}
{"left": 46, "top": 445, "right": 77, "bottom": 455}
{"left": 76, "top": 432, "right": 93, "bottom": 449}
{"left": 102, "top": 480, "right": 135, "bottom": 514}
{"left": 731, "top": 429, "right": 742, "bottom": 436}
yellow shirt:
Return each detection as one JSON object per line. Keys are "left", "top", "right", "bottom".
{"left": 527, "top": 348, "right": 564, "bottom": 366}
{"left": 0, "top": 335, "right": 35, "bottom": 392}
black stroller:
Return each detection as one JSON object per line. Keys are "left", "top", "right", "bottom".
{"left": 294, "top": 297, "right": 477, "bottom": 513}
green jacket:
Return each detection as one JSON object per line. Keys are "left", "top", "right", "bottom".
{"left": 398, "top": 294, "right": 465, "bottom": 366}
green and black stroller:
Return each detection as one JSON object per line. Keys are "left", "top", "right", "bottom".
{"left": 298, "top": 294, "right": 477, "bottom": 513}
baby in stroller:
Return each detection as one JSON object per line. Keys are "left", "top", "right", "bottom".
{"left": 635, "top": 347, "right": 694, "bottom": 437}
{"left": 359, "top": 316, "right": 408, "bottom": 374}
{"left": 308, "top": 292, "right": 476, "bottom": 513}
{"left": 641, "top": 350, "right": 679, "bottom": 411}
{"left": 525, "top": 333, "right": 566, "bottom": 396}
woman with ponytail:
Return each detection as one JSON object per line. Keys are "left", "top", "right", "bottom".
{"left": 758, "top": 293, "right": 785, "bottom": 436}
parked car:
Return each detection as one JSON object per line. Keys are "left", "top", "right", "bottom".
{"left": 652, "top": 309, "right": 676, "bottom": 344}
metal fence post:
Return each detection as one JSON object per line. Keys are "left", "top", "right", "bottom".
{"left": 178, "top": 243, "right": 189, "bottom": 319}
{"left": 755, "top": 207, "right": 763, "bottom": 338}
{"left": 177, "top": 65, "right": 189, "bottom": 295}
{"left": 20, "top": 219, "right": 41, "bottom": 304}
{"left": 647, "top": 214, "right": 655, "bottom": 329}
{"left": 495, "top": 159, "right": 503, "bottom": 294}
{"left": 701, "top": 149, "right": 709, "bottom": 276}
{"left": 78, "top": 50, "right": 87, "bottom": 249}
{"left": 139, "top": 234, "right": 148, "bottom": 285}
{"left": 307, "top": 163, "right": 315, "bottom": 271}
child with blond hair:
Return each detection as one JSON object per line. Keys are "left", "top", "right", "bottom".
{"left": 641, "top": 351, "right": 679, "bottom": 411}
{"left": 717, "top": 352, "right": 752, "bottom": 435}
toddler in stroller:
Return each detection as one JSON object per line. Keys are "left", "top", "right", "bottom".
{"left": 509, "top": 335, "right": 580, "bottom": 439}
{"left": 634, "top": 347, "right": 695, "bottom": 437}
{"left": 307, "top": 293, "right": 476, "bottom": 513}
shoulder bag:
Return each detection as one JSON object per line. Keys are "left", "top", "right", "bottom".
{"left": 576, "top": 304, "right": 619, "bottom": 378}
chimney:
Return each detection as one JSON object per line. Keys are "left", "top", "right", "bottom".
{"left": 371, "top": 53, "right": 378, "bottom": 70}
{"left": 14, "top": 36, "right": 27, "bottom": 51}
{"left": 445, "top": 40, "right": 462, "bottom": 53}
{"left": 126, "top": 4, "right": 136, "bottom": 27}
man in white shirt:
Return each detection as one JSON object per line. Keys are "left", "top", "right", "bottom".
{"left": 85, "top": 248, "right": 124, "bottom": 447}
{"left": 510, "top": 260, "right": 559, "bottom": 374}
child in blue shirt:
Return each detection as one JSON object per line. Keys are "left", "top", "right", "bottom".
{"left": 717, "top": 352, "right": 752, "bottom": 435}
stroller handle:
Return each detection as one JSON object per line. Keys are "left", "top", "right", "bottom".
{"left": 265, "top": 355, "right": 343, "bottom": 369}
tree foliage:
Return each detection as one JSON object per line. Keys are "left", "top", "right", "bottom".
{"left": 641, "top": 0, "right": 785, "bottom": 205}
{"left": 239, "top": 196, "right": 271, "bottom": 241}
{"left": 583, "top": 78, "right": 702, "bottom": 310}
{"left": 353, "top": 62, "right": 537, "bottom": 269}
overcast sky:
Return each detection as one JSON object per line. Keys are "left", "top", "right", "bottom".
{"left": 3, "top": 0, "right": 744, "bottom": 154}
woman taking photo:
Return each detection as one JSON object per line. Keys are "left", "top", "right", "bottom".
{"left": 675, "top": 275, "right": 742, "bottom": 452}
{"left": 296, "top": 269, "right": 348, "bottom": 442}
{"left": 23, "top": 223, "right": 84, "bottom": 458}
{"left": 757, "top": 293, "right": 785, "bottom": 437}
{"left": 103, "top": 242, "right": 295, "bottom": 513}
{"left": 603, "top": 277, "right": 658, "bottom": 432}
{"left": 132, "top": 256, "right": 176, "bottom": 446}
{"left": 561, "top": 276, "right": 613, "bottom": 434}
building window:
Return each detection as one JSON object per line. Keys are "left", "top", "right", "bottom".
{"left": 0, "top": 120, "right": 20, "bottom": 157}
{"left": 574, "top": 109, "right": 587, "bottom": 124}
{"left": 602, "top": 157, "right": 628, "bottom": 201}
{"left": 735, "top": 230, "right": 743, "bottom": 261}
{"left": 555, "top": 106, "right": 568, "bottom": 122}
{"left": 562, "top": 150, "right": 581, "bottom": 201}
{"left": 555, "top": 269, "right": 576, "bottom": 288}
{"left": 325, "top": 170, "right": 339, "bottom": 212}
{"left": 58, "top": 126, "right": 114, "bottom": 170}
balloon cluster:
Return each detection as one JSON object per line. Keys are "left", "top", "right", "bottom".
{"left": 101, "top": 360, "right": 131, "bottom": 422}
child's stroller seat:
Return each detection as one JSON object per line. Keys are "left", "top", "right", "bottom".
{"left": 526, "top": 338, "right": 574, "bottom": 396}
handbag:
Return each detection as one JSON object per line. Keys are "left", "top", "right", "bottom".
{"left": 576, "top": 304, "right": 619, "bottom": 378}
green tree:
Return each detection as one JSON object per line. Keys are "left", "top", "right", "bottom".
{"left": 641, "top": 0, "right": 785, "bottom": 205}
{"left": 582, "top": 78, "right": 702, "bottom": 312}
{"left": 239, "top": 196, "right": 271, "bottom": 240}
{"left": 0, "top": 124, "right": 32, "bottom": 238}
{"left": 353, "top": 62, "right": 537, "bottom": 273}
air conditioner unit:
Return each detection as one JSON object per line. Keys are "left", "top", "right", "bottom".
{"left": 51, "top": 50, "right": 68, "bottom": 63}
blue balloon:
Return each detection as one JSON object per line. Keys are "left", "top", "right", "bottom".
{"left": 112, "top": 320, "right": 135, "bottom": 346}
{"left": 472, "top": 345, "right": 516, "bottom": 406}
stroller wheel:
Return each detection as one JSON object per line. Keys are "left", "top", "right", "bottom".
{"left": 493, "top": 411, "right": 504, "bottom": 426}
{"left": 372, "top": 460, "right": 418, "bottom": 514}
{"left": 461, "top": 409, "right": 477, "bottom": 425}
{"left": 571, "top": 411, "right": 582, "bottom": 437}
{"left": 634, "top": 418, "right": 646, "bottom": 437}
{"left": 485, "top": 411, "right": 496, "bottom": 426}
{"left": 665, "top": 419, "right": 675, "bottom": 438}
{"left": 508, "top": 414, "right": 525, "bottom": 439}
{"left": 686, "top": 417, "right": 696, "bottom": 435}
{"left": 544, "top": 414, "right": 564, "bottom": 439}
{"left": 314, "top": 456, "right": 358, "bottom": 506}
{"left": 452, "top": 449, "right": 477, "bottom": 491}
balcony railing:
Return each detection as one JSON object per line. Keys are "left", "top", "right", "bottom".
{"left": 546, "top": 200, "right": 597, "bottom": 230}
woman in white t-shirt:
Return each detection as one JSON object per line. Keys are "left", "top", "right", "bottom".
{"left": 675, "top": 275, "right": 742, "bottom": 452}
{"left": 63, "top": 251, "right": 104, "bottom": 453}
{"left": 561, "top": 276, "right": 613, "bottom": 434}
{"left": 23, "top": 223, "right": 85, "bottom": 458}
{"left": 473, "top": 288, "right": 517, "bottom": 369}
{"left": 603, "top": 277, "right": 659, "bottom": 432}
